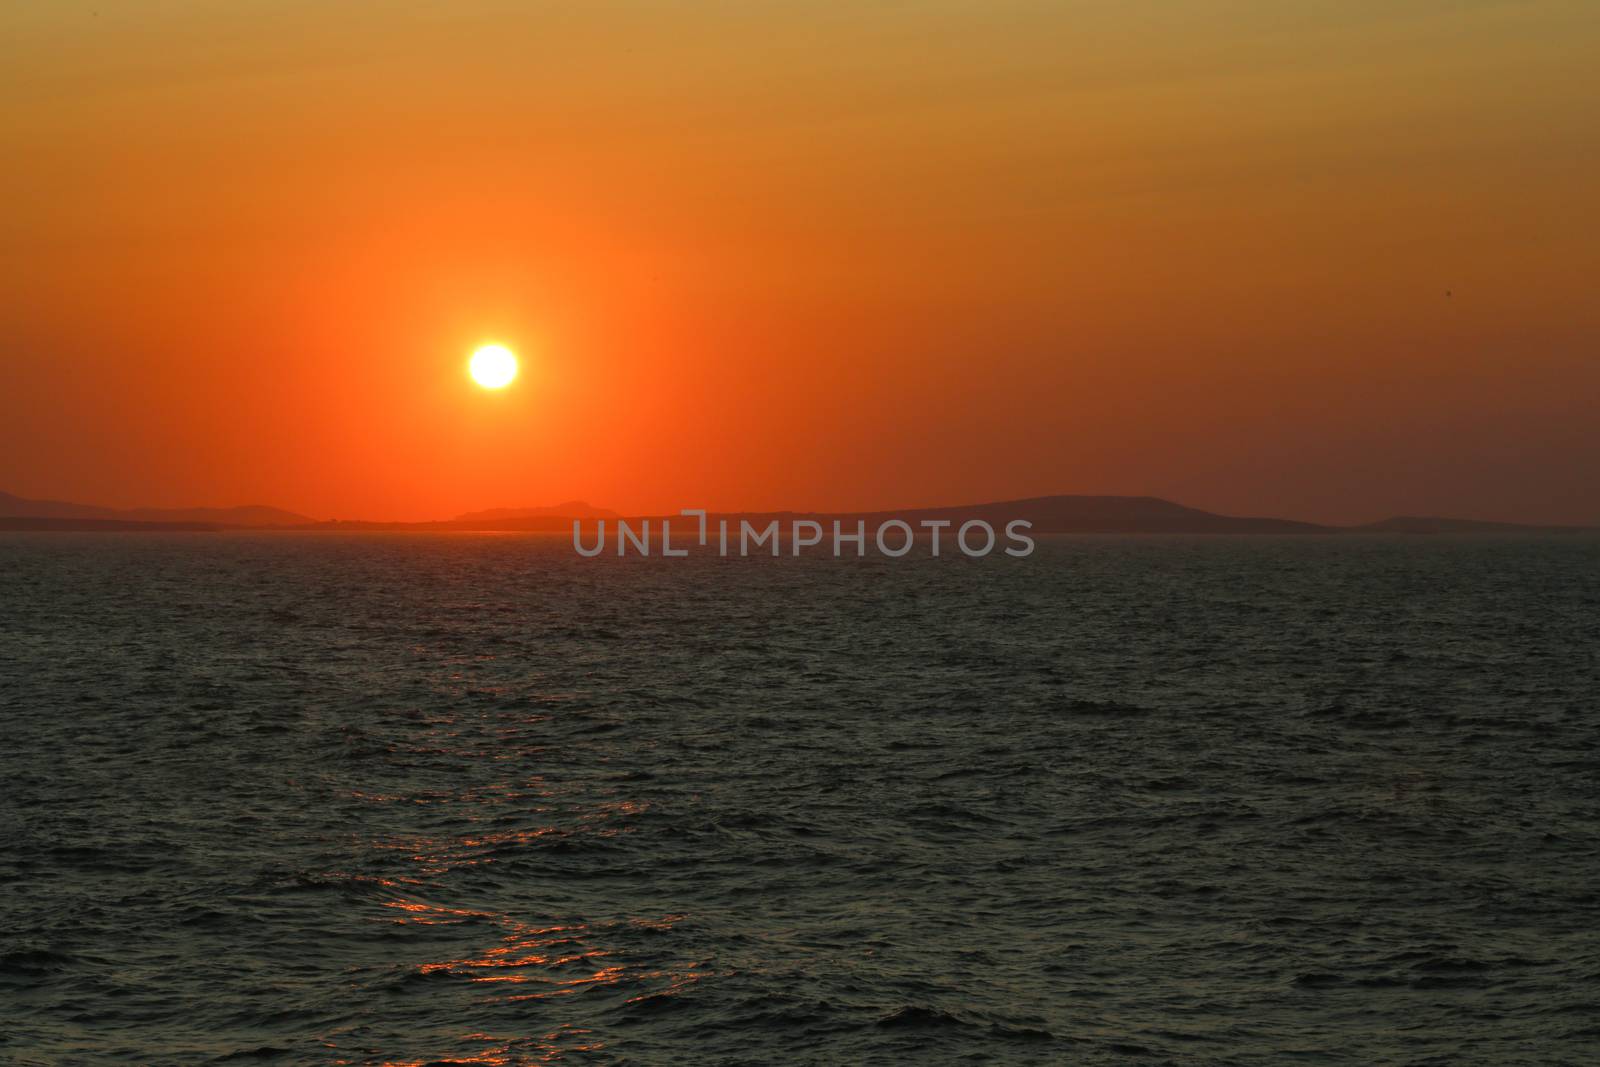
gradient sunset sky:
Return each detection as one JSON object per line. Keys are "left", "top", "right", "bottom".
{"left": 3, "top": 1, "right": 1596, "bottom": 523}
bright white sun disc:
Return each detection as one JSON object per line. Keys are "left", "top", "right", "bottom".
{"left": 469, "top": 344, "right": 518, "bottom": 388}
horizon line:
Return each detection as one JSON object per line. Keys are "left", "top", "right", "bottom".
{"left": 3, "top": 486, "right": 1593, "bottom": 533}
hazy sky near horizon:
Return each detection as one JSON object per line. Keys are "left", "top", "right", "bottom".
{"left": 2, "top": 1, "right": 1596, "bottom": 523}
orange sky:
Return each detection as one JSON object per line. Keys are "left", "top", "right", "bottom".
{"left": 2, "top": 1, "right": 1596, "bottom": 524}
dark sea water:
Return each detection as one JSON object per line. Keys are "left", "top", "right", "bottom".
{"left": 3, "top": 533, "right": 1599, "bottom": 1065}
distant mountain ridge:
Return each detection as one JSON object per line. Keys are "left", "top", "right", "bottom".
{"left": 815, "top": 495, "right": 1329, "bottom": 534}
{"left": 301, "top": 495, "right": 1591, "bottom": 535}
{"left": 0, "top": 489, "right": 1590, "bottom": 534}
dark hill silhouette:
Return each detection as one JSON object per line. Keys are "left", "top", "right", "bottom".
{"left": 605, "top": 496, "right": 1330, "bottom": 535}
{"left": 301, "top": 496, "right": 1308, "bottom": 534}
{"left": 420, "top": 496, "right": 1587, "bottom": 535}
{"left": 853, "top": 495, "right": 1330, "bottom": 534}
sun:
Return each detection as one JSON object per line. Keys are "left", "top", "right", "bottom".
{"left": 469, "top": 344, "right": 518, "bottom": 389}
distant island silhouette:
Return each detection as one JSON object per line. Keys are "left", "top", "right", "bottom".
{"left": 0, "top": 490, "right": 310, "bottom": 528}
{"left": 1, "top": 489, "right": 1590, "bottom": 535}
{"left": 451, "top": 502, "right": 620, "bottom": 523}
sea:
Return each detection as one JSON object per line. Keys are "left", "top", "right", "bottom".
{"left": 2, "top": 532, "right": 1598, "bottom": 1065}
